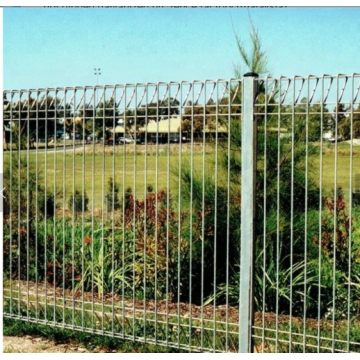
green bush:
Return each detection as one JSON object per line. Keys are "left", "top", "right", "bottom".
{"left": 38, "top": 191, "right": 57, "bottom": 218}
{"left": 68, "top": 189, "right": 89, "bottom": 218}
{"left": 3, "top": 153, "right": 45, "bottom": 280}
{"left": 313, "top": 193, "right": 360, "bottom": 320}
{"left": 105, "top": 177, "right": 121, "bottom": 212}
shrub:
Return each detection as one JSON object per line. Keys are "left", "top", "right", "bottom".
{"left": 105, "top": 177, "right": 121, "bottom": 212}
{"left": 123, "top": 186, "right": 133, "bottom": 210}
{"left": 116, "top": 190, "right": 189, "bottom": 300}
{"left": 38, "top": 191, "right": 57, "bottom": 218}
{"left": 313, "top": 192, "right": 360, "bottom": 320}
{"left": 68, "top": 190, "right": 89, "bottom": 218}
{"left": 3, "top": 153, "right": 44, "bottom": 280}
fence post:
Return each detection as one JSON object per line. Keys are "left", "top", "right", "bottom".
{"left": 239, "top": 72, "right": 258, "bottom": 353}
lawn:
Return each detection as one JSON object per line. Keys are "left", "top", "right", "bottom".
{"left": 3, "top": 142, "right": 359, "bottom": 210}
{"left": 4, "top": 143, "right": 223, "bottom": 209}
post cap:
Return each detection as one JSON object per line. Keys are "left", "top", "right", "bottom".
{"left": 243, "top": 72, "right": 259, "bottom": 78}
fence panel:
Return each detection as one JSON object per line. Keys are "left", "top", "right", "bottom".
{"left": 3, "top": 80, "right": 242, "bottom": 352}
{"left": 252, "top": 74, "right": 360, "bottom": 353}
{"left": 3, "top": 74, "right": 360, "bottom": 353}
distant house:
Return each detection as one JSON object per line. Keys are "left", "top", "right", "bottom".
{"left": 108, "top": 124, "right": 135, "bottom": 138}
{"left": 108, "top": 116, "right": 228, "bottom": 144}
{"left": 141, "top": 117, "right": 181, "bottom": 144}
{"left": 139, "top": 116, "right": 228, "bottom": 144}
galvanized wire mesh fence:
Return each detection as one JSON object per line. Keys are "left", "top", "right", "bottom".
{"left": 2, "top": 74, "right": 360, "bottom": 353}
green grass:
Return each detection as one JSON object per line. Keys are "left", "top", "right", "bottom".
{"left": 4, "top": 297, "right": 360, "bottom": 353}
{"left": 4, "top": 144, "right": 225, "bottom": 209}
{"left": 3, "top": 318, "right": 179, "bottom": 353}
{"left": 3, "top": 293, "right": 229, "bottom": 352}
{"left": 4, "top": 142, "right": 360, "bottom": 210}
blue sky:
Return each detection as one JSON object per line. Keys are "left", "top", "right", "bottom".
{"left": 3, "top": 7, "right": 360, "bottom": 90}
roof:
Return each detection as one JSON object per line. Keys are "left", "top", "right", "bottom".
{"left": 108, "top": 117, "right": 228, "bottom": 134}
{"left": 144, "top": 118, "right": 181, "bottom": 134}
{"left": 142, "top": 117, "right": 228, "bottom": 134}
{"left": 108, "top": 125, "right": 134, "bottom": 134}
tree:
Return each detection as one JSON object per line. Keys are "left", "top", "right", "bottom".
{"left": 96, "top": 99, "right": 120, "bottom": 128}
{"left": 4, "top": 96, "right": 38, "bottom": 149}
{"left": 134, "top": 97, "right": 180, "bottom": 124}
{"left": 354, "top": 104, "right": 360, "bottom": 138}
{"left": 233, "top": 18, "right": 269, "bottom": 77}
{"left": 330, "top": 103, "right": 347, "bottom": 139}
{"left": 77, "top": 105, "right": 95, "bottom": 120}
{"left": 179, "top": 20, "right": 321, "bottom": 316}
{"left": 181, "top": 100, "right": 215, "bottom": 137}
{"left": 337, "top": 103, "right": 360, "bottom": 139}
{"left": 285, "top": 98, "right": 329, "bottom": 142}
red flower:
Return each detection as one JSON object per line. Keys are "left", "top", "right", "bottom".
{"left": 76, "top": 274, "right": 82, "bottom": 280}
{"left": 84, "top": 237, "right": 91, "bottom": 244}
{"left": 46, "top": 271, "right": 53, "bottom": 277}
{"left": 47, "top": 262, "right": 53, "bottom": 269}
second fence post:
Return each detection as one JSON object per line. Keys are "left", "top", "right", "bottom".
{"left": 239, "top": 73, "right": 258, "bottom": 353}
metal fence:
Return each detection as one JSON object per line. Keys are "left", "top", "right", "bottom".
{"left": 3, "top": 74, "right": 360, "bottom": 353}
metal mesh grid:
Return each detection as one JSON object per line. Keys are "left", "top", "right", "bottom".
{"left": 3, "top": 80, "right": 242, "bottom": 353}
{"left": 253, "top": 74, "right": 360, "bottom": 353}
{"left": 3, "top": 74, "right": 360, "bottom": 353}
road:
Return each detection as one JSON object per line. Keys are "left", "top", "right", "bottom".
{"left": 4, "top": 144, "right": 88, "bottom": 154}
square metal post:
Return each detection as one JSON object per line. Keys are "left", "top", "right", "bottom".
{"left": 239, "top": 73, "right": 258, "bottom": 353}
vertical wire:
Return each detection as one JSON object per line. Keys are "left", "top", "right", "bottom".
{"left": 62, "top": 89, "right": 66, "bottom": 327}
{"left": 44, "top": 90, "right": 48, "bottom": 323}
{"left": 26, "top": 90, "right": 30, "bottom": 320}
{"left": 121, "top": 86, "right": 126, "bottom": 338}
{"left": 35, "top": 91, "right": 39, "bottom": 322}
{"left": 72, "top": 89, "right": 76, "bottom": 329}
{"left": 101, "top": 86, "right": 106, "bottom": 334}
{"left": 332, "top": 76, "right": 339, "bottom": 353}
{"left": 289, "top": 77, "right": 295, "bottom": 353}
{"left": 143, "top": 84, "right": 148, "bottom": 343}
{"left": 132, "top": 85, "right": 137, "bottom": 340}
{"left": 9, "top": 92, "right": 13, "bottom": 318}
{"left": 189, "top": 82, "right": 195, "bottom": 351}
{"left": 111, "top": 87, "right": 116, "bottom": 336}
{"left": 238, "top": 81, "right": 242, "bottom": 354}
{"left": 18, "top": 91, "right": 21, "bottom": 319}
{"left": 200, "top": 81, "right": 206, "bottom": 351}
{"left": 82, "top": 88, "right": 86, "bottom": 331}
{"left": 154, "top": 84, "right": 159, "bottom": 345}
{"left": 225, "top": 80, "right": 231, "bottom": 352}
{"left": 53, "top": 89, "right": 57, "bottom": 326}
{"left": 303, "top": 77, "right": 310, "bottom": 352}
{"left": 275, "top": 79, "right": 281, "bottom": 353}
{"left": 166, "top": 84, "right": 171, "bottom": 347}
{"left": 262, "top": 78, "right": 269, "bottom": 353}
{"left": 177, "top": 82, "right": 183, "bottom": 349}
{"left": 213, "top": 81, "right": 219, "bottom": 352}
{"left": 317, "top": 76, "right": 325, "bottom": 352}
{"left": 346, "top": 75, "right": 354, "bottom": 352}
{"left": 91, "top": 86, "right": 96, "bottom": 332}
